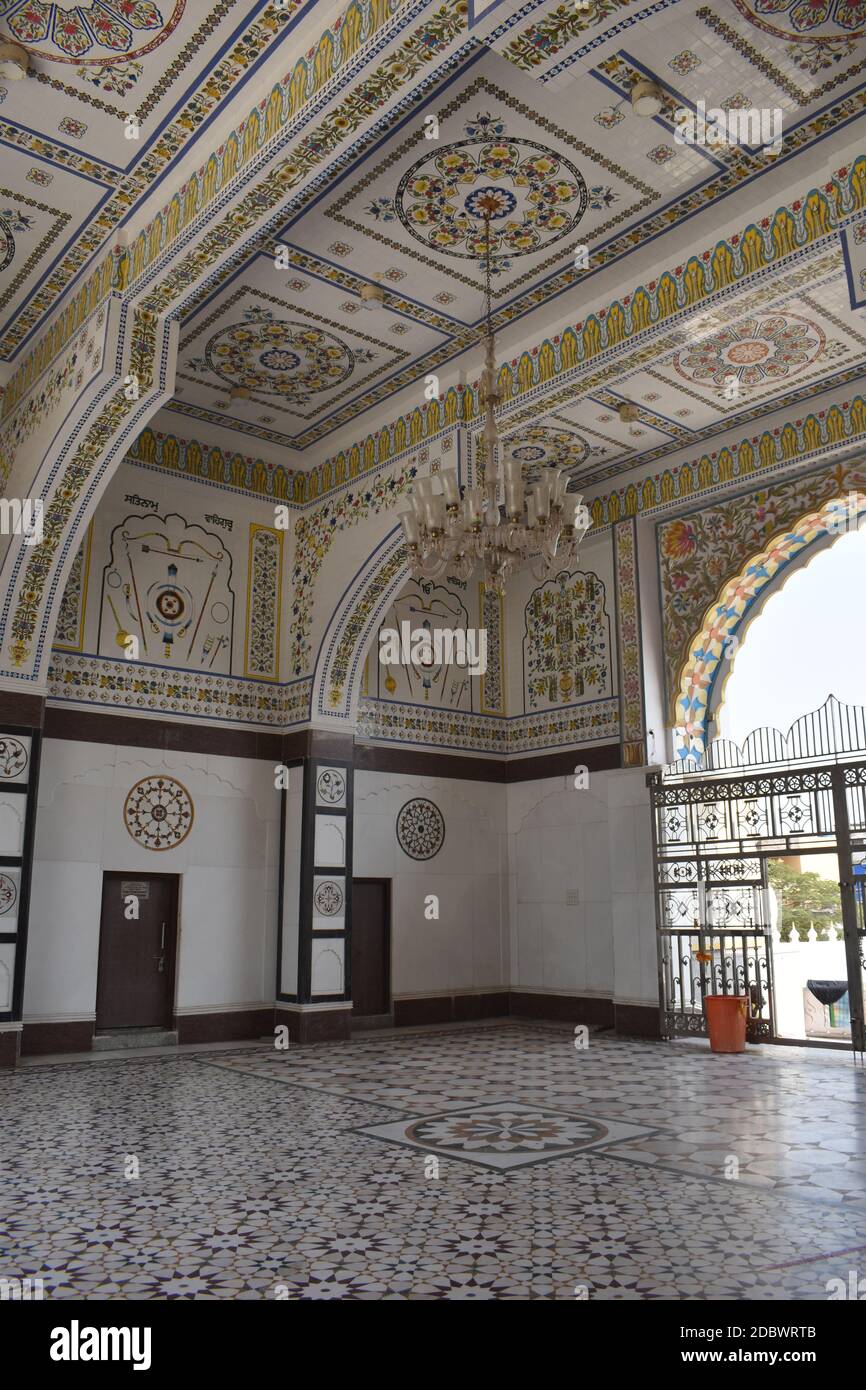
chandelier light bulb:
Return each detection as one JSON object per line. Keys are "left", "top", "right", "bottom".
{"left": 402, "top": 212, "right": 590, "bottom": 590}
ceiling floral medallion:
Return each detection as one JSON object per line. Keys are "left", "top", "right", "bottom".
{"left": 193, "top": 308, "right": 373, "bottom": 406}
{"left": 123, "top": 775, "right": 194, "bottom": 851}
{"left": 1, "top": 0, "right": 186, "bottom": 64}
{"left": 396, "top": 798, "right": 445, "bottom": 861}
{"left": 0, "top": 206, "right": 34, "bottom": 273}
{"left": 673, "top": 315, "right": 825, "bottom": 389}
{"left": 505, "top": 425, "right": 604, "bottom": 483}
{"left": 389, "top": 111, "right": 589, "bottom": 266}
{"left": 733, "top": 0, "right": 865, "bottom": 41}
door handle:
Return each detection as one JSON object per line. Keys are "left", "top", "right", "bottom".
{"left": 160, "top": 921, "right": 166, "bottom": 950}
{"left": 154, "top": 954, "right": 165, "bottom": 973}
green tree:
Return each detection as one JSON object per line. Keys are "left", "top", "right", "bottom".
{"left": 767, "top": 860, "right": 842, "bottom": 942}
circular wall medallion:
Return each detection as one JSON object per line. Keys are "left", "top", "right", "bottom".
{"left": 0, "top": 736, "right": 28, "bottom": 779}
{"left": 396, "top": 797, "right": 445, "bottom": 861}
{"left": 123, "top": 775, "right": 194, "bottom": 851}
{"left": 316, "top": 768, "right": 346, "bottom": 804}
{"left": 395, "top": 117, "right": 588, "bottom": 263}
{"left": 0, "top": 873, "right": 17, "bottom": 915}
{"left": 204, "top": 317, "right": 361, "bottom": 403}
{"left": 2, "top": 0, "right": 186, "bottom": 65}
{"left": 733, "top": 0, "right": 864, "bottom": 41}
{"left": 673, "top": 314, "right": 825, "bottom": 388}
{"left": 314, "top": 880, "right": 344, "bottom": 916}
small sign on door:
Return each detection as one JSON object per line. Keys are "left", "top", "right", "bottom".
{"left": 121, "top": 881, "right": 149, "bottom": 898}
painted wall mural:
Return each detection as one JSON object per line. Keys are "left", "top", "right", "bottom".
{"left": 123, "top": 774, "right": 194, "bottom": 851}
{"left": 293, "top": 460, "right": 417, "bottom": 681}
{"left": 657, "top": 458, "right": 866, "bottom": 760}
{"left": 612, "top": 517, "right": 645, "bottom": 767}
{"left": 48, "top": 650, "right": 310, "bottom": 727}
{"left": 523, "top": 569, "right": 611, "bottom": 712}
{"left": 372, "top": 577, "right": 474, "bottom": 711}
{"left": 672, "top": 492, "right": 866, "bottom": 764}
{"left": 52, "top": 522, "right": 92, "bottom": 652}
{"left": 479, "top": 583, "right": 504, "bottom": 716}
{"left": 244, "top": 524, "right": 283, "bottom": 681}
{"left": 98, "top": 510, "right": 235, "bottom": 673}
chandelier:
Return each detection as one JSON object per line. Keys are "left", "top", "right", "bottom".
{"left": 398, "top": 206, "right": 590, "bottom": 595}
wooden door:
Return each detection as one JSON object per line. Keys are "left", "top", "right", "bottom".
{"left": 351, "top": 879, "right": 390, "bottom": 1017}
{"left": 96, "top": 873, "right": 177, "bottom": 1030}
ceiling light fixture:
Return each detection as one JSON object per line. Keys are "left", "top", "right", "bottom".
{"left": 0, "top": 39, "right": 29, "bottom": 80}
{"left": 398, "top": 209, "right": 590, "bottom": 595}
{"left": 360, "top": 280, "right": 385, "bottom": 307}
{"left": 630, "top": 79, "right": 663, "bottom": 117}
{"left": 618, "top": 401, "right": 641, "bottom": 437}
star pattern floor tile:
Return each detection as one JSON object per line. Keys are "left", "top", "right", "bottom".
{"left": 3, "top": 1023, "right": 866, "bottom": 1299}
{"left": 358, "top": 1101, "right": 657, "bottom": 1170}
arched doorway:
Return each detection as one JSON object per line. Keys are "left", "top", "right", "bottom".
{"left": 654, "top": 505, "right": 866, "bottom": 1052}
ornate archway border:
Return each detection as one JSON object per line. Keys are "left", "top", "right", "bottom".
{"left": 0, "top": 306, "right": 176, "bottom": 680}
{"left": 312, "top": 530, "right": 410, "bottom": 724}
{"left": 673, "top": 492, "right": 866, "bottom": 762}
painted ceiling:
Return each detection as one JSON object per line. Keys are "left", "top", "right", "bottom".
{"left": 0, "top": 0, "right": 339, "bottom": 358}
{"left": 1, "top": 0, "right": 864, "bottom": 485}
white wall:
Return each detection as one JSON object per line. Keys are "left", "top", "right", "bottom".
{"left": 26, "top": 741, "right": 658, "bottom": 1023}
{"left": 25, "top": 738, "right": 280, "bottom": 1024}
{"left": 506, "top": 768, "right": 657, "bottom": 1008}
{"left": 353, "top": 770, "right": 508, "bottom": 999}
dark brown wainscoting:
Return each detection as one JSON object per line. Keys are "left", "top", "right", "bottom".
{"left": 276, "top": 1007, "right": 353, "bottom": 1044}
{"left": 351, "top": 740, "right": 622, "bottom": 783}
{"left": 613, "top": 1002, "right": 663, "bottom": 1039}
{"left": 175, "top": 1008, "right": 274, "bottom": 1045}
{"left": 0, "top": 1029, "right": 22, "bottom": 1067}
{"left": 42, "top": 706, "right": 624, "bottom": 782}
{"left": 0, "top": 692, "right": 44, "bottom": 727}
{"left": 44, "top": 706, "right": 284, "bottom": 761}
{"left": 508, "top": 992, "right": 616, "bottom": 1027}
{"left": 393, "top": 993, "right": 510, "bottom": 1027}
{"left": 21, "top": 1019, "right": 94, "bottom": 1056}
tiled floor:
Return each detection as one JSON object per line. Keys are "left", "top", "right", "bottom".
{"left": 3, "top": 1022, "right": 866, "bottom": 1299}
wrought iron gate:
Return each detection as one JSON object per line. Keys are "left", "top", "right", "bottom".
{"left": 649, "top": 757, "right": 866, "bottom": 1050}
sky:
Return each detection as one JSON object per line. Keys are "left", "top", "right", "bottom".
{"left": 718, "top": 524, "right": 866, "bottom": 748}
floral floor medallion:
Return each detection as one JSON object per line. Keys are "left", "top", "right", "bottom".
{"left": 359, "top": 1100, "right": 656, "bottom": 1171}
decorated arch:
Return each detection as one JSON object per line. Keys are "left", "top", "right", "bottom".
{"left": 673, "top": 492, "right": 866, "bottom": 762}
{"left": 311, "top": 528, "right": 410, "bottom": 725}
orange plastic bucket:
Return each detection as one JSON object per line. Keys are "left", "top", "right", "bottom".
{"left": 704, "top": 995, "right": 748, "bottom": 1053}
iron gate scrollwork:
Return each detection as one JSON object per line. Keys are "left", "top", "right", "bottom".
{"left": 650, "top": 759, "right": 866, "bottom": 1049}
